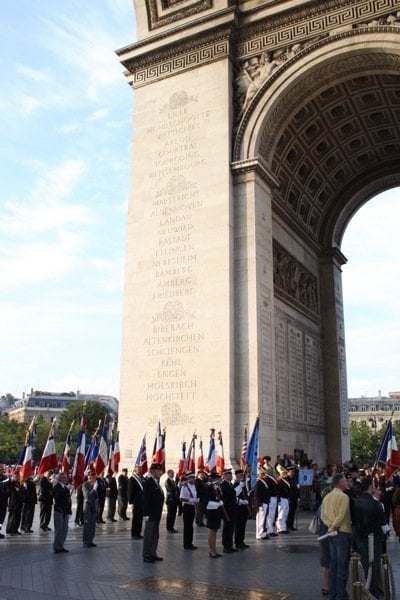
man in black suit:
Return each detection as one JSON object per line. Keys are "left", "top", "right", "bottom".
{"left": 118, "top": 468, "right": 129, "bottom": 521}
{"left": 142, "top": 463, "right": 164, "bottom": 562}
{"left": 52, "top": 472, "right": 72, "bottom": 553}
{"left": 220, "top": 468, "right": 237, "bottom": 553}
{"left": 164, "top": 469, "right": 179, "bottom": 533}
{"left": 128, "top": 465, "right": 144, "bottom": 538}
{"left": 39, "top": 471, "right": 53, "bottom": 531}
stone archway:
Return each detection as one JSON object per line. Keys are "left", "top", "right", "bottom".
{"left": 117, "top": 1, "right": 400, "bottom": 469}
{"left": 231, "top": 30, "right": 400, "bottom": 465}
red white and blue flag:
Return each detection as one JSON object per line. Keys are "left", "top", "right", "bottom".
{"left": 197, "top": 438, "right": 205, "bottom": 471}
{"left": 378, "top": 421, "right": 400, "bottom": 481}
{"left": 37, "top": 419, "right": 58, "bottom": 475}
{"left": 185, "top": 434, "right": 196, "bottom": 474}
{"left": 113, "top": 430, "right": 120, "bottom": 473}
{"left": 95, "top": 420, "right": 109, "bottom": 476}
{"left": 19, "top": 420, "right": 36, "bottom": 482}
{"left": 206, "top": 428, "right": 216, "bottom": 473}
{"left": 135, "top": 435, "right": 148, "bottom": 475}
{"left": 72, "top": 413, "right": 87, "bottom": 488}
{"left": 216, "top": 430, "right": 225, "bottom": 476}
{"left": 152, "top": 421, "right": 166, "bottom": 473}
{"left": 61, "top": 428, "right": 73, "bottom": 475}
{"left": 178, "top": 441, "right": 186, "bottom": 479}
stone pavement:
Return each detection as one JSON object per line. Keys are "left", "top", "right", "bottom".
{"left": 0, "top": 510, "right": 399, "bottom": 600}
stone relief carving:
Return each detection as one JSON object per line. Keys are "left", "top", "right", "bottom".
{"left": 148, "top": 402, "right": 195, "bottom": 426}
{"left": 160, "top": 90, "right": 197, "bottom": 113}
{"left": 152, "top": 301, "right": 195, "bottom": 323}
{"left": 146, "top": 0, "right": 213, "bottom": 31}
{"left": 273, "top": 242, "right": 319, "bottom": 316}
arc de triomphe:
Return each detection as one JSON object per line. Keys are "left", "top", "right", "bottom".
{"left": 117, "top": 0, "right": 400, "bottom": 469}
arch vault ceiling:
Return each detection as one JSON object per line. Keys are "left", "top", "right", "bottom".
{"left": 259, "top": 55, "right": 400, "bottom": 249}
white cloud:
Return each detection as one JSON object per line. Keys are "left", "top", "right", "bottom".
{"left": 87, "top": 108, "right": 109, "bottom": 121}
{"left": 15, "top": 64, "right": 52, "bottom": 83}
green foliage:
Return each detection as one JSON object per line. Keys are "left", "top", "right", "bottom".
{"left": 0, "top": 419, "right": 27, "bottom": 464}
{"left": 57, "top": 400, "right": 108, "bottom": 454}
{"left": 349, "top": 421, "right": 380, "bottom": 464}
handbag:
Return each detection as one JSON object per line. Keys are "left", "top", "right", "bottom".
{"left": 308, "top": 513, "right": 320, "bottom": 534}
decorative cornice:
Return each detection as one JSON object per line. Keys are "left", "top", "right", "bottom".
{"left": 236, "top": 0, "right": 400, "bottom": 59}
{"left": 146, "top": 0, "right": 213, "bottom": 31}
{"left": 122, "top": 24, "right": 233, "bottom": 88}
{"left": 230, "top": 156, "right": 280, "bottom": 188}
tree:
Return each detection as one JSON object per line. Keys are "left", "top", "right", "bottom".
{"left": 350, "top": 421, "right": 380, "bottom": 464}
{"left": 0, "top": 419, "right": 27, "bottom": 464}
{"left": 57, "top": 400, "right": 108, "bottom": 457}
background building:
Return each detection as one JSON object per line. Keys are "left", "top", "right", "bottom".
{"left": 348, "top": 391, "right": 400, "bottom": 432}
{"left": 7, "top": 389, "right": 118, "bottom": 423}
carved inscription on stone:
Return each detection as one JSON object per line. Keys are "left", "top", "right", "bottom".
{"left": 141, "top": 91, "right": 211, "bottom": 423}
{"left": 273, "top": 241, "right": 319, "bottom": 318}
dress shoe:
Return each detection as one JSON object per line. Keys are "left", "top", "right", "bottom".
{"left": 27, "top": 529, "right": 34, "bottom": 533}
{"left": 184, "top": 545, "right": 198, "bottom": 550}
{"left": 152, "top": 556, "right": 163, "bottom": 561}
{"left": 260, "top": 535, "right": 270, "bottom": 540}
{"left": 131, "top": 534, "right": 144, "bottom": 539}
{"left": 84, "top": 543, "right": 97, "bottom": 547}
{"left": 143, "top": 557, "right": 155, "bottom": 563}
{"left": 223, "top": 547, "right": 237, "bottom": 553}
{"left": 269, "top": 532, "right": 278, "bottom": 537}
{"left": 167, "top": 528, "right": 179, "bottom": 533}
{"left": 241, "top": 542, "right": 250, "bottom": 548}
{"left": 61, "top": 548, "right": 69, "bottom": 552}
{"left": 278, "top": 530, "right": 289, "bottom": 534}
{"left": 289, "top": 527, "right": 297, "bottom": 531}
{"left": 0, "top": 533, "right": 4, "bottom": 539}
{"left": 54, "top": 549, "right": 63, "bottom": 554}
{"left": 110, "top": 519, "right": 117, "bottom": 522}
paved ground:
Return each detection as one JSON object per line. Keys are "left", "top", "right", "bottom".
{"left": 0, "top": 510, "right": 399, "bottom": 600}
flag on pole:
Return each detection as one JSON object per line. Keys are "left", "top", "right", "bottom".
{"left": 72, "top": 412, "right": 87, "bottom": 489}
{"left": 383, "top": 421, "right": 400, "bottom": 481}
{"left": 216, "top": 431, "right": 225, "bottom": 475}
{"left": 185, "top": 433, "right": 196, "bottom": 474}
{"left": 37, "top": 418, "right": 58, "bottom": 475}
{"left": 113, "top": 430, "right": 120, "bottom": 473}
{"left": 85, "top": 425, "right": 100, "bottom": 475}
{"left": 240, "top": 425, "right": 248, "bottom": 472}
{"left": 178, "top": 441, "right": 186, "bottom": 479}
{"left": 152, "top": 421, "right": 166, "bottom": 473}
{"left": 245, "top": 416, "right": 260, "bottom": 489}
{"left": 19, "top": 418, "right": 36, "bottom": 482}
{"left": 197, "top": 438, "right": 205, "bottom": 471}
{"left": 206, "top": 428, "right": 216, "bottom": 473}
{"left": 61, "top": 423, "right": 74, "bottom": 475}
{"left": 107, "top": 424, "right": 116, "bottom": 476}
{"left": 135, "top": 435, "right": 148, "bottom": 475}
{"left": 95, "top": 419, "right": 109, "bottom": 476}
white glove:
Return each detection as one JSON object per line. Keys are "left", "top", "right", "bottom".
{"left": 218, "top": 500, "right": 224, "bottom": 506}
{"left": 144, "top": 516, "right": 149, "bottom": 521}
{"left": 239, "top": 499, "right": 248, "bottom": 505}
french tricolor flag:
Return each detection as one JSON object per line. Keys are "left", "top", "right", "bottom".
{"left": 37, "top": 419, "right": 58, "bottom": 476}
{"left": 206, "top": 428, "right": 216, "bottom": 473}
{"left": 72, "top": 413, "right": 87, "bottom": 488}
{"left": 95, "top": 421, "right": 109, "bottom": 476}
{"left": 216, "top": 430, "right": 225, "bottom": 476}
{"left": 384, "top": 421, "right": 400, "bottom": 481}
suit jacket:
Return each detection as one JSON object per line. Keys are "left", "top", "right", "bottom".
{"left": 53, "top": 483, "right": 72, "bottom": 516}
{"left": 39, "top": 476, "right": 53, "bottom": 504}
{"left": 128, "top": 475, "right": 144, "bottom": 506}
{"left": 143, "top": 476, "right": 164, "bottom": 521}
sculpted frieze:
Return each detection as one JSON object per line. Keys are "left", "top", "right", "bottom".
{"left": 273, "top": 241, "right": 320, "bottom": 317}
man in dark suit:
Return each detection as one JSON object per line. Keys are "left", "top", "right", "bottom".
{"left": 118, "top": 468, "right": 129, "bottom": 521}
{"left": 142, "top": 463, "right": 164, "bottom": 562}
{"left": 52, "top": 472, "right": 72, "bottom": 553}
{"left": 164, "top": 469, "right": 179, "bottom": 533}
{"left": 220, "top": 468, "right": 237, "bottom": 553}
{"left": 39, "top": 471, "right": 53, "bottom": 531}
{"left": 128, "top": 465, "right": 144, "bottom": 538}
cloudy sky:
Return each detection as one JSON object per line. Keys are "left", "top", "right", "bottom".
{"left": 0, "top": 2, "right": 398, "bottom": 402}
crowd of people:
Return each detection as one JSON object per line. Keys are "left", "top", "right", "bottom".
{"left": 1, "top": 455, "right": 400, "bottom": 597}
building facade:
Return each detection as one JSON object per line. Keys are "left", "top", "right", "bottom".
{"left": 349, "top": 391, "right": 400, "bottom": 432}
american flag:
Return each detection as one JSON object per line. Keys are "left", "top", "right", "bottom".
{"left": 240, "top": 425, "right": 248, "bottom": 471}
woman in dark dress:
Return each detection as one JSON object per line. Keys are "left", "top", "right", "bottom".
{"left": 205, "top": 472, "right": 224, "bottom": 557}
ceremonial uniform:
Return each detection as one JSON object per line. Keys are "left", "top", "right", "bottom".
{"left": 255, "top": 468, "right": 271, "bottom": 539}
{"left": 220, "top": 469, "right": 237, "bottom": 553}
{"left": 128, "top": 467, "right": 144, "bottom": 538}
{"left": 142, "top": 463, "right": 164, "bottom": 562}
{"left": 233, "top": 470, "right": 250, "bottom": 549}
{"left": 179, "top": 473, "right": 198, "bottom": 549}
{"left": 276, "top": 468, "right": 291, "bottom": 534}
{"left": 264, "top": 469, "right": 279, "bottom": 536}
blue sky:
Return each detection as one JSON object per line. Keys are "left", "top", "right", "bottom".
{"left": 0, "top": 2, "right": 398, "bottom": 401}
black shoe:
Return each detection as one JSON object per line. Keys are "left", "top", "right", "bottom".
{"left": 167, "top": 528, "right": 179, "bottom": 533}
{"left": 54, "top": 549, "right": 63, "bottom": 554}
{"left": 269, "top": 532, "right": 278, "bottom": 537}
{"left": 242, "top": 543, "right": 250, "bottom": 548}
{"left": 15, "top": 531, "right": 21, "bottom": 535}
{"left": 184, "top": 545, "right": 198, "bottom": 550}
{"left": 289, "top": 527, "right": 297, "bottom": 531}
{"left": 278, "top": 530, "right": 289, "bottom": 534}
{"left": 143, "top": 557, "right": 155, "bottom": 563}
{"left": 84, "top": 543, "right": 97, "bottom": 547}
{"left": 0, "top": 533, "right": 4, "bottom": 539}
{"left": 152, "top": 555, "right": 163, "bottom": 561}
{"left": 61, "top": 548, "right": 69, "bottom": 552}
{"left": 259, "top": 535, "right": 270, "bottom": 540}
{"left": 223, "top": 547, "right": 236, "bottom": 553}
{"left": 131, "top": 534, "right": 143, "bottom": 539}
{"left": 110, "top": 519, "right": 117, "bottom": 522}
{"left": 123, "top": 517, "right": 130, "bottom": 521}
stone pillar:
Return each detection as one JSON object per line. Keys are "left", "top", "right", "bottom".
{"left": 320, "top": 248, "right": 350, "bottom": 464}
{"left": 231, "top": 157, "right": 279, "bottom": 459}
